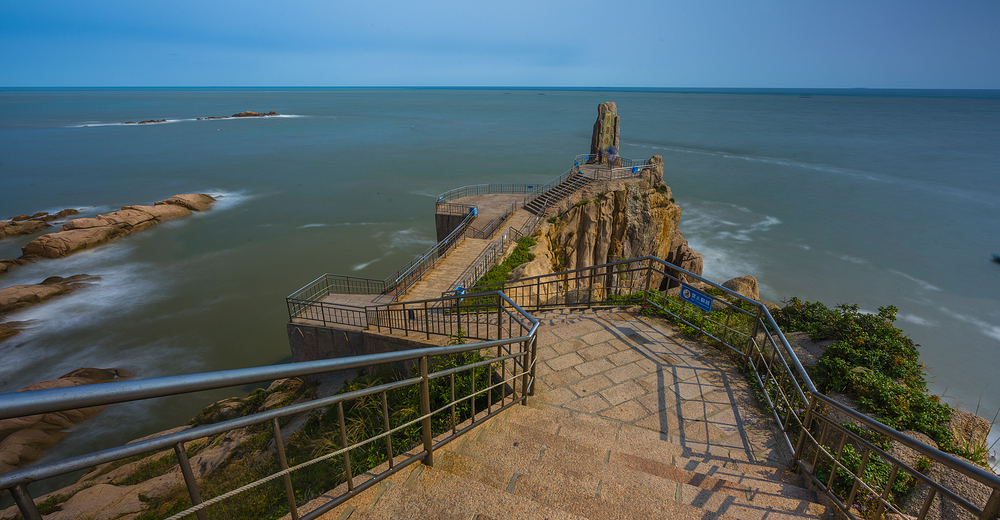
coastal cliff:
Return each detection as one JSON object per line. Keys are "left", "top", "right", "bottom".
{"left": 511, "top": 155, "right": 704, "bottom": 289}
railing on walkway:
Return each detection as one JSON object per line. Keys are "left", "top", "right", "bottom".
{"left": 435, "top": 183, "right": 542, "bottom": 207}
{"left": 467, "top": 201, "right": 517, "bottom": 240}
{"left": 0, "top": 291, "right": 538, "bottom": 520}
{"left": 463, "top": 256, "right": 1000, "bottom": 520}
{"left": 287, "top": 211, "right": 478, "bottom": 312}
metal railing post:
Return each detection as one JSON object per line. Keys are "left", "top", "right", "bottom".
{"left": 11, "top": 484, "right": 42, "bottom": 520}
{"left": 529, "top": 335, "right": 538, "bottom": 396}
{"left": 337, "top": 401, "right": 354, "bottom": 491}
{"left": 174, "top": 443, "right": 209, "bottom": 520}
{"left": 419, "top": 356, "right": 434, "bottom": 467}
{"left": 272, "top": 418, "right": 300, "bottom": 520}
{"left": 793, "top": 394, "right": 817, "bottom": 463}
{"left": 521, "top": 339, "right": 530, "bottom": 405}
{"left": 750, "top": 306, "right": 763, "bottom": 349}
{"left": 642, "top": 260, "right": 653, "bottom": 306}
{"left": 424, "top": 301, "right": 430, "bottom": 340}
{"left": 982, "top": 489, "right": 1000, "bottom": 520}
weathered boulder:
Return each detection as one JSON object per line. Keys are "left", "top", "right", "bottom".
{"left": 946, "top": 408, "right": 992, "bottom": 455}
{"left": 663, "top": 229, "right": 704, "bottom": 289}
{"left": 0, "top": 275, "right": 100, "bottom": 314}
{"left": 722, "top": 275, "right": 760, "bottom": 301}
{"left": 589, "top": 101, "right": 620, "bottom": 164}
{"left": 0, "top": 368, "right": 125, "bottom": 474}
{"left": 0, "top": 219, "right": 49, "bottom": 239}
{"left": 19, "top": 194, "right": 215, "bottom": 261}
{"left": 154, "top": 193, "right": 216, "bottom": 212}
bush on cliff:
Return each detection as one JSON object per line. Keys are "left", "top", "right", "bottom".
{"left": 777, "top": 298, "right": 954, "bottom": 449}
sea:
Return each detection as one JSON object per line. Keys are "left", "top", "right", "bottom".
{"left": 1, "top": 87, "right": 999, "bottom": 478}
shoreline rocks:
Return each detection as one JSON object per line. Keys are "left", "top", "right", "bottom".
{"left": 0, "top": 194, "right": 216, "bottom": 273}
{"left": 0, "top": 275, "right": 101, "bottom": 314}
{"left": 0, "top": 368, "right": 128, "bottom": 475}
{"left": 0, "top": 209, "right": 79, "bottom": 241}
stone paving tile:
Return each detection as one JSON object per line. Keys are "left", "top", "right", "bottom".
{"left": 578, "top": 342, "right": 616, "bottom": 361}
{"left": 636, "top": 388, "right": 680, "bottom": 415}
{"left": 606, "top": 349, "right": 645, "bottom": 366}
{"left": 568, "top": 374, "right": 613, "bottom": 397}
{"left": 576, "top": 358, "right": 614, "bottom": 377}
{"left": 599, "top": 380, "right": 646, "bottom": 406}
{"left": 536, "top": 387, "right": 576, "bottom": 406}
{"left": 534, "top": 345, "right": 558, "bottom": 362}
{"left": 548, "top": 352, "right": 584, "bottom": 371}
{"left": 551, "top": 320, "right": 602, "bottom": 339}
{"left": 580, "top": 329, "right": 617, "bottom": 345}
{"left": 550, "top": 338, "right": 587, "bottom": 355}
{"left": 598, "top": 400, "right": 649, "bottom": 423}
{"left": 604, "top": 362, "right": 647, "bottom": 384}
{"left": 544, "top": 367, "right": 583, "bottom": 388}
{"left": 563, "top": 393, "right": 611, "bottom": 414}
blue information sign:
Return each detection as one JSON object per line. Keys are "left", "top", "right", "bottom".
{"left": 680, "top": 284, "right": 713, "bottom": 313}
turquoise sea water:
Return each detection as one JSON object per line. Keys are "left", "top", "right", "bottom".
{"left": 1, "top": 87, "right": 998, "bottom": 472}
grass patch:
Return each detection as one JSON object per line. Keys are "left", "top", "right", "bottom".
{"left": 472, "top": 236, "right": 536, "bottom": 289}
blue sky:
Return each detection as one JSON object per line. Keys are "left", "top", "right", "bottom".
{"left": 2, "top": 0, "right": 999, "bottom": 88}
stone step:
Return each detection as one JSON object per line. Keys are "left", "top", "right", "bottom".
{"left": 449, "top": 419, "right": 825, "bottom": 519}
{"left": 345, "top": 464, "right": 590, "bottom": 520}
{"left": 437, "top": 447, "right": 824, "bottom": 520}
{"left": 484, "top": 406, "right": 816, "bottom": 502}
{"left": 505, "top": 404, "right": 812, "bottom": 498}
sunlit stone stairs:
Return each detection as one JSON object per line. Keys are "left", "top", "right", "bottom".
{"left": 523, "top": 173, "right": 592, "bottom": 215}
{"left": 308, "top": 404, "right": 828, "bottom": 520}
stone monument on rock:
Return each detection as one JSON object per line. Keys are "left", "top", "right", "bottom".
{"left": 588, "top": 101, "right": 621, "bottom": 166}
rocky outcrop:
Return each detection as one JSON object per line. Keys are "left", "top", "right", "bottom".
{"left": 231, "top": 110, "right": 278, "bottom": 117}
{"left": 589, "top": 102, "right": 620, "bottom": 164}
{"left": 663, "top": 230, "right": 704, "bottom": 290}
{"left": 721, "top": 275, "right": 759, "bottom": 300}
{"left": 0, "top": 209, "right": 79, "bottom": 240}
{"left": 0, "top": 275, "right": 100, "bottom": 314}
{"left": 17, "top": 194, "right": 215, "bottom": 261}
{"left": 0, "top": 275, "right": 100, "bottom": 342}
{"left": 0, "top": 368, "right": 126, "bottom": 475}
{"left": 511, "top": 156, "right": 688, "bottom": 298}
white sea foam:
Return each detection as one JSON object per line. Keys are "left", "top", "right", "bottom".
{"left": 939, "top": 308, "right": 1000, "bottom": 342}
{"left": 387, "top": 228, "right": 436, "bottom": 249}
{"left": 888, "top": 269, "right": 941, "bottom": 292}
{"left": 829, "top": 253, "right": 868, "bottom": 265}
{"left": 70, "top": 114, "right": 305, "bottom": 128}
{"left": 199, "top": 190, "right": 256, "bottom": 213}
{"left": 300, "top": 223, "right": 328, "bottom": 228}
{"left": 353, "top": 258, "right": 383, "bottom": 271}
{"left": 899, "top": 313, "right": 938, "bottom": 327}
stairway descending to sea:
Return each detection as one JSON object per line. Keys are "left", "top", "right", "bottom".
{"left": 286, "top": 308, "right": 830, "bottom": 520}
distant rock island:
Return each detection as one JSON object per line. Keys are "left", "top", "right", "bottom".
{"left": 122, "top": 110, "right": 279, "bottom": 124}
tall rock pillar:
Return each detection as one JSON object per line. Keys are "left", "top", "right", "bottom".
{"left": 589, "top": 102, "right": 620, "bottom": 165}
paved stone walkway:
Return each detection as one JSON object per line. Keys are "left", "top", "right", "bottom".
{"left": 529, "top": 307, "right": 788, "bottom": 466}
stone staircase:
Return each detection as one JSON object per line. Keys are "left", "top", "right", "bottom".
{"left": 301, "top": 404, "right": 826, "bottom": 519}
{"left": 523, "top": 173, "right": 592, "bottom": 215}
{"left": 291, "top": 309, "right": 831, "bottom": 520}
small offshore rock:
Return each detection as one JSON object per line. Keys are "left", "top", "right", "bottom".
{"left": 722, "top": 275, "right": 760, "bottom": 301}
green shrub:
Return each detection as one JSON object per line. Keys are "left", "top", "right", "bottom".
{"left": 777, "top": 298, "right": 953, "bottom": 449}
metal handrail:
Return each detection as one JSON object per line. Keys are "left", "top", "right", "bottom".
{"left": 1, "top": 290, "right": 539, "bottom": 520}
